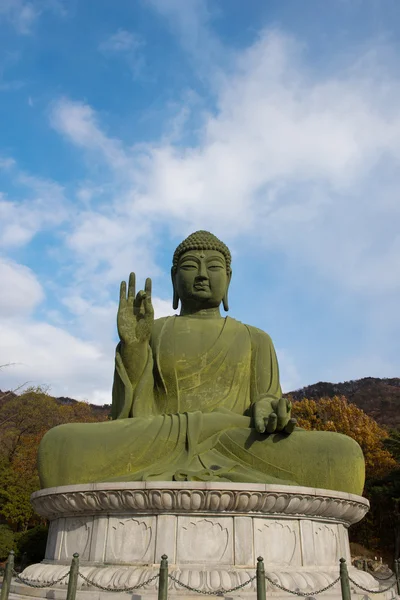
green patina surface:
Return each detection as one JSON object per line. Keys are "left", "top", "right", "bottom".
{"left": 38, "top": 231, "right": 365, "bottom": 494}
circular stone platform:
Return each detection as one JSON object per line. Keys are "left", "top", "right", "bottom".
{"left": 11, "top": 482, "right": 387, "bottom": 599}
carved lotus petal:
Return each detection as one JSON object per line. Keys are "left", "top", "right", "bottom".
{"left": 272, "top": 494, "right": 289, "bottom": 513}
{"left": 188, "top": 569, "right": 202, "bottom": 589}
{"left": 84, "top": 493, "right": 100, "bottom": 510}
{"left": 190, "top": 491, "right": 203, "bottom": 510}
{"left": 285, "top": 496, "right": 303, "bottom": 514}
{"left": 178, "top": 490, "right": 192, "bottom": 510}
{"left": 208, "top": 491, "right": 221, "bottom": 511}
{"left": 263, "top": 493, "right": 279, "bottom": 512}
{"left": 210, "top": 570, "right": 221, "bottom": 590}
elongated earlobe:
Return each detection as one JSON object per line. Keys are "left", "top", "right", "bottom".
{"left": 171, "top": 267, "right": 179, "bottom": 311}
{"left": 173, "top": 288, "right": 179, "bottom": 310}
{"left": 223, "top": 270, "right": 231, "bottom": 312}
{"left": 223, "top": 291, "right": 229, "bottom": 312}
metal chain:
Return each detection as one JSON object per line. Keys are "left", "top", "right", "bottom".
{"left": 348, "top": 575, "right": 398, "bottom": 594}
{"left": 12, "top": 569, "right": 70, "bottom": 589}
{"left": 168, "top": 573, "right": 257, "bottom": 596}
{"left": 366, "top": 570, "right": 394, "bottom": 581}
{"left": 264, "top": 573, "right": 341, "bottom": 596}
{"left": 78, "top": 571, "right": 159, "bottom": 592}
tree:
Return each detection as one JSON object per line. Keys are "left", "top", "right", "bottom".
{"left": 292, "top": 395, "right": 396, "bottom": 479}
{"left": 0, "top": 387, "right": 107, "bottom": 531}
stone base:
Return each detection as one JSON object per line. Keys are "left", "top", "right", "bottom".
{"left": 9, "top": 482, "right": 396, "bottom": 599}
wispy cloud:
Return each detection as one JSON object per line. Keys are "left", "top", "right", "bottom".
{"left": 145, "top": 0, "right": 227, "bottom": 78}
{"left": 0, "top": 0, "right": 65, "bottom": 33}
{"left": 50, "top": 99, "right": 129, "bottom": 170}
{"left": 99, "top": 29, "right": 145, "bottom": 79}
{"left": 0, "top": 159, "right": 67, "bottom": 247}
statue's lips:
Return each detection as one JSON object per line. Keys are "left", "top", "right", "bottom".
{"left": 193, "top": 283, "right": 210, "bottom": 290}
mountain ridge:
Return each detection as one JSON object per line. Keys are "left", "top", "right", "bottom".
{"left": 1, "top": 376, "right": 399, "bottom": 428}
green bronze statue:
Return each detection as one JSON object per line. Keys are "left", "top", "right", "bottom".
{"left": 38, "top": 231, "right": 365, "bottom": 494}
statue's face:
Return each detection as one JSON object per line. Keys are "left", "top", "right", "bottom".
{"left": 174, "top": 249, "right": 229, "bottom": 309}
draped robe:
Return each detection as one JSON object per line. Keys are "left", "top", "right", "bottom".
{"left": 38, "top": 317, "right": 365, "bottom": 494}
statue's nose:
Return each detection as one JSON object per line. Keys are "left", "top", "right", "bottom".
{"left": 197, "top": 262, "right": 208, "bottom": 279}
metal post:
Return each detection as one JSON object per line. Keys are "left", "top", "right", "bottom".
{"left": 158, "top": 554, "right": 168, "bottom": 600}
{"left": 394, "top": 559, "right": 400, "bottom": 596}
{"left": 0, "top": 551, "right": 14, "bottom": 600}
{"left": 66, "top": 553, "right": 79, "bottom": 600}
{"left": 340, "top": 558, "right": 351, "bottom": 600}
{"left": 256, "top": 556, "right": 266, "bottom": 600}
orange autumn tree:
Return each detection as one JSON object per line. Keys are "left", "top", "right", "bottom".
{"left": 291, "top": 395, "right": 396, "bottom": 480}
{"left": 0, "top": 387, "right": 108, "bottom": 530}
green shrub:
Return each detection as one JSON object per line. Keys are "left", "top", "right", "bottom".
{"left": 16, "top": 525, "right": 48, "bottom": 565}
{"left": 0, "top": 524, "right": 15, "bottom": 561}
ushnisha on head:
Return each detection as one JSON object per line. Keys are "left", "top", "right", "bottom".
{"left": 171, "top": 231, "right": 232, "bottom": 313}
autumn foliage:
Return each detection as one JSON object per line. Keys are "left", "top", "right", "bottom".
{"left": 0, "top": 387, "right": 108, "bottom": 534}
{"left": 292, "top": 395, "right": 396, "bottom": 480}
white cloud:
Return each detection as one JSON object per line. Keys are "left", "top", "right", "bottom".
{"left": 0, "top": 165, "right": 67, "bottom": 247}
{"left": 0, "top": 258, "right": 44, "bottom": 316}
{"left": 50, "top": 99, "right": 129, "bottom": 169}
{"left": 99, "top": 29, "right": 145, "bottom": 79}
{"left": 0, "top": 0, "right": 65, "bottom": 33}
{"left": 145, "top": 0, "right": 226, "bottom": 77}
{"left": 99, "top": 29, "right": 141, "bottom": 54}
{"left": 0, "top": 0, "right": 38, "bottom": 34}
{"left": 0, "top": 157, "right": 16, "bottom": 169}
{"left": 0, "top": 318, "right": 111, "bottom": 402}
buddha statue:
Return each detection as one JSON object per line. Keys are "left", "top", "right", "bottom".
{"left": 38, "top": 231, "right": 365, "bottom": 494}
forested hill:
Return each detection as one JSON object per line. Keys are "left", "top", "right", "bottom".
{"left": 286, "top": 377, "right": 400, "bottom": 429}
{"left": 1, "top": 376, "right": 400, "bottom": 429}
{"left": 0, "top": 389, "right": 111, "bottom": 418}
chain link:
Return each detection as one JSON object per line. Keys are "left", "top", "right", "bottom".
{"left": 366, "top": 570, "right": 395, "bottom": 581}
{"left": 264, "top": 573, "right": 341, "bottom": 596}
{"left": 12, "top": 569, "right": 70, "bottom": 589}
{"left": 348, "top": 575, "right": 397, "bottom": 594}
{"left": 168, "top": 573, "right": 257, "bottom": 596}
{"left": 78, "top": 571, "right": 159, "bottom": 592}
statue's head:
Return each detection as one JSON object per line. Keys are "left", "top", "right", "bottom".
{"left": 171, "top": 231, "right": 232, "bottom": 312}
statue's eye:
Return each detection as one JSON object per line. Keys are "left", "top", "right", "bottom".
{"left": 181, "top": 263, "right": 197, "bottom": 270}
{"left": 208, "top": 264, "right": 223, "bottom": 270}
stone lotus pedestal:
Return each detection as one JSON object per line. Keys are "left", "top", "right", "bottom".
{"left": 10, "top": 482, "right": 394, "bottom": 600}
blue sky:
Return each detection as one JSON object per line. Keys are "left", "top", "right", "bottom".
{"left": 1, "top": 0, "right": 399, "bottom": 403}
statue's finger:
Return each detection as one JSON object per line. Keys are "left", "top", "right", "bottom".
{"left": 134, "top": 290, "right": 145, "bottom": 315}
{"left": 284, "top": 418, "right": 297, "bottom": 435}
{"left": 265, "top": 412, "right": 277, "bottom": 434}
{"left": 119, "top": 281, "right": 127, "bottom": 303}
{"left": 276, "top": 397, "right": 288, "bottom": 430}
{"left": 128, "top": 273, "right": 136, "bottom": 299}
{"left": 254, "top": 413, "right": 266, "bottom": 434}
{"left": 286, "top": 398, "right": 292, "bottom": 413}
{"left": 145, "top": 277, "right": 152, "bottom": 298}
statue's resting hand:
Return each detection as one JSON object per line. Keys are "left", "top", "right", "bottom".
{"left": 117, "top": 273, "right": 154, "bottom": 346}
{"left": 253, "top": 397, "right": 296, "bottom": 435}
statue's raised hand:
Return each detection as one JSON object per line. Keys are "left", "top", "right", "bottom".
{"left": 117, "top": 273, "right": 154, "bottom": 346}
{"left": 253, "top": 397, "right": 296, "bottom": 435}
